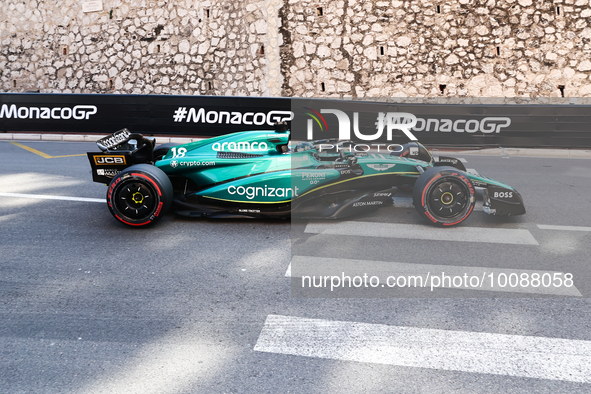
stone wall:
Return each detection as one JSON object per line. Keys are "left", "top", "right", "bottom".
{"left": 1, "top": 0, "right": 283, "bottom": 96}
{"left": 283, "top": 0, "right": 591, "bottom": 98}
{"left": 3, "top": 0, "right": 591, "bottom": 98}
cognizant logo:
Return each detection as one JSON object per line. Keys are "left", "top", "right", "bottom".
{"left": 212, "top": 141, "right": 268, "bottom": 151}
{"left": 228, "top": 185, "right": 299, "bottom": 200}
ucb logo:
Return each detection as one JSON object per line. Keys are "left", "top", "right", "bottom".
{"left": 305, "top": 109, "right": 418, "bottom": 142}
{"left": 94, "top": 155, "right": 126, "bottom": 165}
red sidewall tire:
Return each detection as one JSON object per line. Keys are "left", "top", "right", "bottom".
{"left": 412, "top": 166, "right": 475, "bottom": 227}
{"left": 106, "top": 164, "right": 173, "bottom": 227}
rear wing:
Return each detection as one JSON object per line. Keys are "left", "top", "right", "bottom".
{"left": 87, "top": 129, "right": 155, "bottom": 184}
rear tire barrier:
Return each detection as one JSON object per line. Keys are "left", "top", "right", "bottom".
{"left": 412, "top": 166, "right": 475, "bottom": 227}
{"left": 106, "top": 164, "right": 173, "bottom": 227}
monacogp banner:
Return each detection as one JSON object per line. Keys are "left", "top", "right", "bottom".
{"left": 2, "top": 93, "right": 591, "bottom": 148}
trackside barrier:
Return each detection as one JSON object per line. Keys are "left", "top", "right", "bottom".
{"left": 2, "top": 93, "right": 591, "bottom": 148}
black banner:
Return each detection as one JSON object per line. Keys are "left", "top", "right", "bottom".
{"left": 291, "top": 98, "right": 591, "bottom": 149}
{"left": 0, "top": 93, "right": 292, "bottom": 137}
{"left": 2, "top": 93, "right": 591, "bottom": 148}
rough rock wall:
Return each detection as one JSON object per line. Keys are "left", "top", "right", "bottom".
{"left": 283, "top": 0, "right": 591, "bottom": 98}
{"left": 2, "top": 0, "right": 591, "bottom": 98}
{"left": 0, "top": 0, "right": 283, "bottom": 96}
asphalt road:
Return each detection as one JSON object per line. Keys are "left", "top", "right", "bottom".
{"left": 1, "top": 140, "right": 590, "bottom": 393}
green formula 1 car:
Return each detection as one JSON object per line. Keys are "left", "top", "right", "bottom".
{"left": 87, "top": 125, "right": 525, "bottom": 227}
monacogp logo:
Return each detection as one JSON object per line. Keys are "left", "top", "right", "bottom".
{"left": 0, "top": 104, "right": 98, "bottom": 120}
{"left": 173, "top": 107, "right": 294, "bottom": 126}
{"left": 413, "top": 117, "right": 511, "bottom": 133}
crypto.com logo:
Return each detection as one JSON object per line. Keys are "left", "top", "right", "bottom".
{"left": 306, "top": 109, "right": 418, "bottom": 142}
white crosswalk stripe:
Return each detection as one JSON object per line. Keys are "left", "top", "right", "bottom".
{"left": 537, "top": 224, "right": 591, "bottom": 232}
{"left": 274, "top": 152, "right": 587, "bottom": 385}
{"left": 305, "top": 221, "right": 539, "bottom": 245}
{"left": 254, "top": 314, "right": 591, "bottom": 383}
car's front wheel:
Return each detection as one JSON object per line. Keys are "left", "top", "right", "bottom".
{"left": 412, "top": 166, "right": 475, "bottom": 226}
{"left": 106, "top": 164, "right": 173, "bottom": 227}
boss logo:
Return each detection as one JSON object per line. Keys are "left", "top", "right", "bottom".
{"left": 493, "top": 191, "right": 513, "bottom": 199}
{"left": 94, "top": 155, "right": 126, "bottom": 165}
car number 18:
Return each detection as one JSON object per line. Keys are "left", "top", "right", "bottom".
{"left": 171, "top": 147, "right": 187, "bottom": 158}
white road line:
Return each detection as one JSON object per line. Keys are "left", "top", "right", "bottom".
{"left": 254, "top": 315, "right": 591, "bottom": 383}
{"left": 537, "top": 224, "right": 591, "bottom": 232}
{"left": 287, "top": 256, "right": 581, "bottom": 296}
{"left": 0, "top": 192, "right": 105, "bottom": 203}
{"left": 305, "top": 221, "right": 539, "bottom": 245}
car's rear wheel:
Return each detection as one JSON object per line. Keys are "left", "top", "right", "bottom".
{"left": 412, "top": 166, "right": 475, "bottom": 226}
{"left": 107, "top": 164, "right": 173, "bottom": 227}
